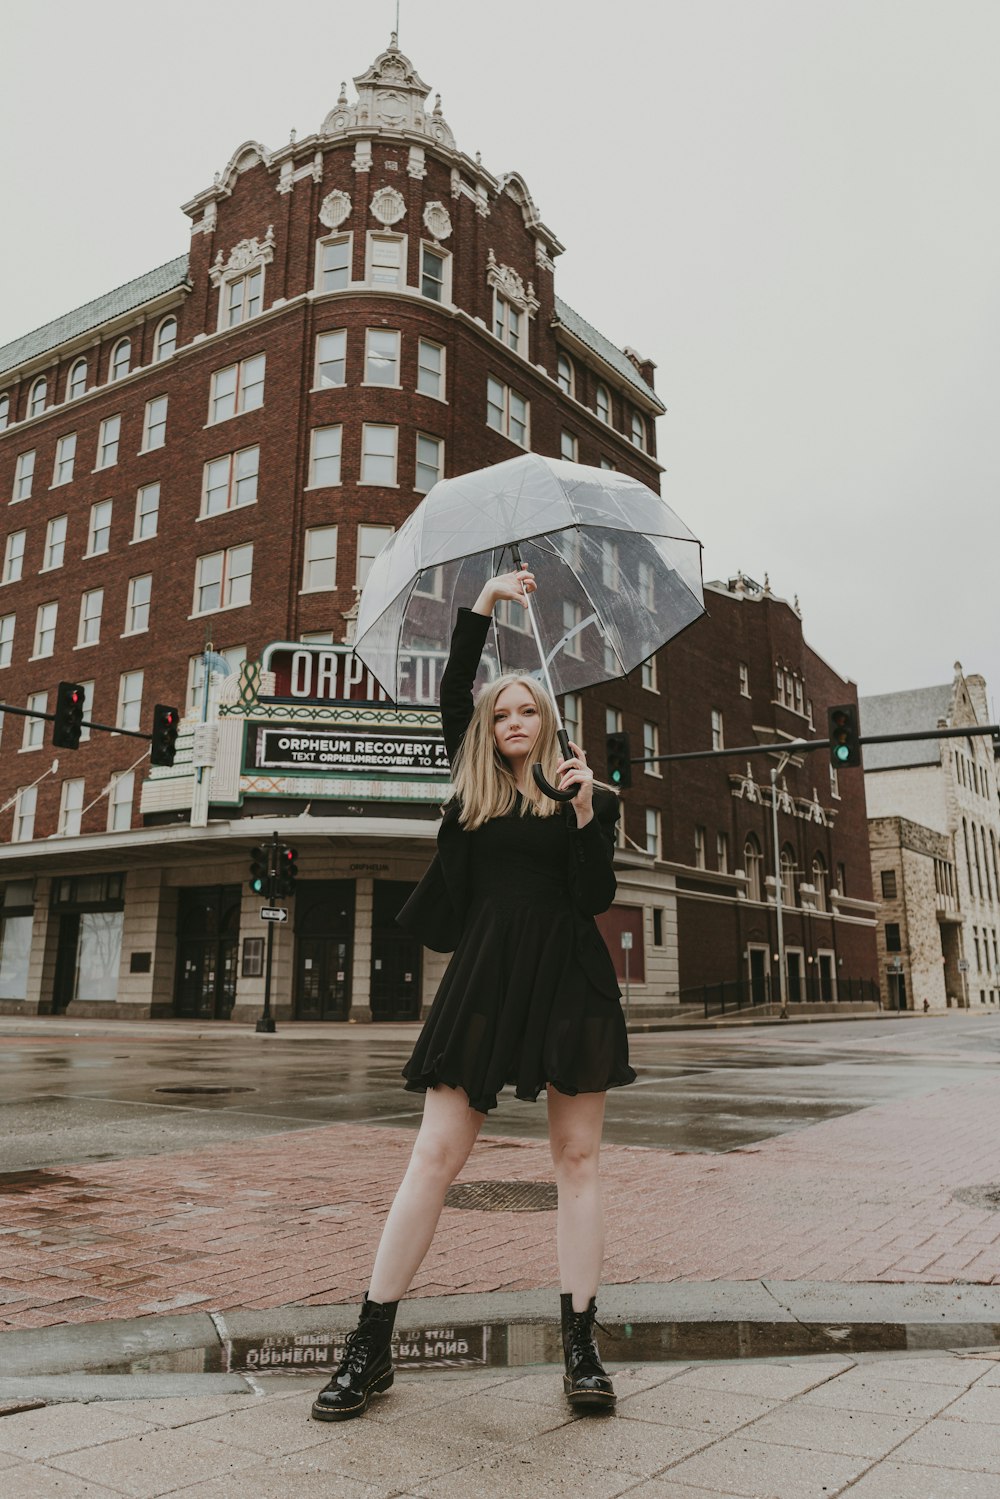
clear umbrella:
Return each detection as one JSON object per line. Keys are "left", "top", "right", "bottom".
{"left": 354, "top": 453, "right": 705, "bottom": 798}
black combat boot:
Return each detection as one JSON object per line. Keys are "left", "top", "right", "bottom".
{"left": 560, "top": 1293, "right": 616, "bottom": 1411}
{"left": 311, "top": 1293, "right": 398, "bottom": 1421}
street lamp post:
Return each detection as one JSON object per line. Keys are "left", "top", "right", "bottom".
{"left": 771, "top": 754, "right": 791, "bottom": 1019}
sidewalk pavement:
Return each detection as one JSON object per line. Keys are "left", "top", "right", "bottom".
{"left": 3, "top": 1350, "right": 1000, "bottom": 1498}
{"left": 2, "top": 1074, "right": 999, "bottom": 1333}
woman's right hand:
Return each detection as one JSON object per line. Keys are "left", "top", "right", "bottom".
{"left": 473, "top": 568, "right": 536, "bottom": 615}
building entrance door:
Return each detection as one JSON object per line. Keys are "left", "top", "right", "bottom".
{"left": 888, "top": 971, "right": 908, "bottom": 1010}
{"left": 52, "top": 914, "right": 80, "bottom": 1014}
{"left": 174, "top": 887, "right": 241, "bottom": 1020}
{"left": 294, "top": 881, "right": 354, "bottom": 1020}
{"left": 748, "top": 946, "right": 769, "bottom": 1005}
{"left": 817, "top": 952, "right": 836, "bottom": 1002}
{"left": 370, "top": 880, "right": 421, "bottom": 1021}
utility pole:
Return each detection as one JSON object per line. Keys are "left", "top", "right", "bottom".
{"left": 771, "top": 752, "right": 792, "bottom": 1020}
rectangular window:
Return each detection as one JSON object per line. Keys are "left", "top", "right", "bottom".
{"left": 560, "top": 430, "right": 578, "bottom": 461}
{"left": 0, "top": 880, "right": 34, "bottom": 999}
{"left": 53, "top": 432, "right": 76, "bottom": 486}
{"left": 606, "top": 706, "right": 623, "bottom": 735}
{"left": 360, "top": 424, "right": 398, "bottom": 485}
{"left": 563, "top": 600, "right": 585, "bottom": 659}
{"left": 739, "top": 662, "right": 750, "bottom": 697}
{"left": 368, "top": 234, "right": 404, "bottom": 289}
{"left": 643, "top": 721, "right": 661, "bottom": 776}
{"left": 493, "top": 294, "right": 523, "bottom": 353}
{"left": 637, "top": 561, "right": 655, "bottom": 611}
{"left": 486, "top": 377, "right": 529, "bottom": 446}
{"left": 717, "top": 832, "right": 730, "bottom": 874}
{"left": 193, "top": 544, "right": 253, "bottom": 614}
{"left": 364, "top": 329, "right": 400, "bottom": 386}
{"left": 3, "top": 530, "right": 26, "bottom": 585}
{"left": 14, "top": 450, "right": 35, "bottom": 501}
{"left": 694, "top": 825, "right": 706, "bottom": 869}
{"left": 412, "top": 565, "right": 444, "bottom": 601}
{"left": 79, "top": 681, "right": 93, "bottom": 742}
{"left": 837, "top": 862, "right": 847, "bottom": 896}
{"left": 881, "top": 869, "right": 898, "bottom": 899}
{"left": 356, "top": 525, "right": 394, "bottom": 590}
{"left": 602, "top": 540, "right": 621, "bottom": 592}
{"left": 417, "top": 339, "right": 444, "bottom": 399}
{"left": 210, "top": 355, "right": 265, "bottom": 423}
{"left": 641, "top": 657, "right": 658, "bottom": 692}
{"left": 562, "top": 692, "right": 581, "bottom": 745}
{"left": 498, "top": 596, "right": 531, "bottom": 635}
{"left": 117, "top": 670, "right": 144, "bottom": 731}
{"left": 415, "top": 433, "right": 443, "bottom": 492}
{"left": 97, "top": 415, "right": 121, "bottom": 469}
{"left": 43, "top": 515, "right": 67, "bottom": 571}
{"left": 646, "top": 808, "right": 661, "bottom": 858}
{"left": 309, "top": 426, "right": 342, "bottom": 487}
{"left": 78, "top": 589, "right": 103, "bottom": 646}
{"left": 202, "top": 446, "right": 259, "bottom": 516}
{"left": 142, "top": 396, "right": 168, "bottom": 452}
{"left": 125, "top": 575, "right": 152, "bottom": 634}
{"left": 653, "top": 907, "right": 664, "bottom": 946}
{"left": 86, "top": 500, "right": 112, "bottom": 556}
{"left": 319, "top": 236, "right": 351, "bottom": 292}
{"left": 0, "top": 613, "right": 14, "bottom": 668}
{"left": 316, "top": 330, "right": 347, "bottom": 388}
{"left": 108, "top": 770, "right": 134, "bottom": 833}
{"left": 59, "top": 778, "right": 85, "bottom": 837}
{"left": 829, "top": 764, "right": 840, "bottom": 799}
{"left": 885, "top": 922, "right": 902, "bottom": 953}
{"left": 302, "top": 527, "right": 337, "bottom": 592}
{"left": 421, "top": 245, "right": 447, "bottom": 301}
{"left": 225, "top": 268, "right": 263, "bottom": 327}
{"left": 32, "top": 602, "right": 57, "bottom": 659}
{"left": 712, "top": 709, "right": 724, "bottom": 751}
{"left": 23, "top": 691, "right": 47, "bottom": 750}
{"left": 134, "top": 482, "right": 160, "bottom": 541}
{"left": 14, "top": 786, "right": 37, "bottom": 841}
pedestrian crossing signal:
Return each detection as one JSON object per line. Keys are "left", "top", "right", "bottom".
{"left": 827, "top": 704, "right": 861, "bottom": 768}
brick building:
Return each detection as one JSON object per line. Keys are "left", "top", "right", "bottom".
{"left": 0, "top": 39, "right": 877, "bottom": 1023}
{"left": 863, "top": 665, "right": 1000, "bottom": 1010}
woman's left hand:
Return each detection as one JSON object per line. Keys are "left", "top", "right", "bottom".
{"left": 557, "top": 741, "right": 594, "bottom": 821}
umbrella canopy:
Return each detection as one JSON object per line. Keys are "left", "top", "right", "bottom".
{"left": 354, "top": 453, "right": 705, "bottom": 706}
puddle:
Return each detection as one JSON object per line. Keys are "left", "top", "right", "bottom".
{"left": 0, "top": 1169, "right": 112, "bottom": 1198}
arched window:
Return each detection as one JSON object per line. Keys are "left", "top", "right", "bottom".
{"left": 744, "top": 834, "right": 764, "bottom": 903}
{"left": 0, "top": 393, "right": 8, "bottom": 430}
{"left": 110, "top": 338, "right": 131, "bottom": 381}
{"left": 631, "top": 412, "right": 645, "bottom": 449}
{"left": 780, "top": 844, "right": 797, "bottom": 908}
{"left": 67, "top": 359, "right": 87, "bottom": 400}
{"left": 812, "top": 854, "right": 828, "bottom": 912}
{"left": 29, "top": 376, "right": 47, "bottom": 417}
{"left": 154, "top": 317, "right": 177, "bottom": 362}
{"left": 595, "top": 382, "right": 611, "bottom": 424}
{"left": 556, "top": 353, "right": 574, "bottom": 396}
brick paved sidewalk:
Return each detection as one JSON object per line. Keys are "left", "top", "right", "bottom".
{"left": 3, "top": 1352, "right": 1000, "bottom": 1498}
{"left": 2, "top": 1077, "right": 999, "bottom": 1331}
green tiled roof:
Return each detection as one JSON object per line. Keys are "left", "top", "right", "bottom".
{"left": 0, "top": 256, "right": 190, "bottom": 379}
{"left": 553, "top": 296, "right": 663, "bottom": 410}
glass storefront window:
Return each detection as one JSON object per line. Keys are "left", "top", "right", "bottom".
{"left": 74, "top": 912, "right": 123, "bottom": 1002}
{"left": 0, "top": 879, "right": 35, "bottom": 1001}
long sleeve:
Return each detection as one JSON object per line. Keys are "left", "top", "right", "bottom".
{"left": 439, "top": 606, "right": 493, "bottom": 766}
{"left": 569, "top": 790, "right": 619, "bottom": 914}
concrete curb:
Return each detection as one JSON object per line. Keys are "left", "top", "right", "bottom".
{"left": 3, "top": 1282, "right": 999, "bottom": 1388}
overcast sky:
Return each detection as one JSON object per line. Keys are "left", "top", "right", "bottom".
{"left": 3, "top": 1, "right": 997, "bottom": 712}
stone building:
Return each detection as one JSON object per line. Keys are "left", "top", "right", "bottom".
{"left": 863, "top": 665, "right": 1000, "bottom": 1009}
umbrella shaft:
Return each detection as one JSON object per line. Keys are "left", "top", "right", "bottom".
{"left": 510, "top": 544, "right": 567, "bottom": 739}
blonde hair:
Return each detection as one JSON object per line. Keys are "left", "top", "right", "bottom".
{"left": 448, "top": 673, "right": 615, "bottom": 830}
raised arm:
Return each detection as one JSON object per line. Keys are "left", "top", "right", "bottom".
{"left": 439, "top": 569, "right": 536, "bottom": 766}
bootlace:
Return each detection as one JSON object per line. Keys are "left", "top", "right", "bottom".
{"left": 568, "top": 1308, "right": 613, "bottom": 1357}
{"left": 339, "top": 1324, "right": 376, "bottom": 1378}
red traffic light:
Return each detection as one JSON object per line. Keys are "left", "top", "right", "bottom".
{"left": 151, "top": 703, "right": 180, "bottom": 767}
{"left": 52, "top": 681, "right": 86, "bottom": 750}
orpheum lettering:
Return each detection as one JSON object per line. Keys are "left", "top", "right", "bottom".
{"left": 266, "top": 644, "right": 446, "bottom": 706}
{"left": 255, "top": 725, "right": 450, "bottom": 776}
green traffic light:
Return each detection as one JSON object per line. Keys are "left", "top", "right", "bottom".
{"left": 251, "top": 878, "right": 264, "bottom": 894}
{"left": 834, "top": 744, "right": 851, "bottom": 763}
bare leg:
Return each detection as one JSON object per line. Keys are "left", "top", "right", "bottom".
{"left": 547, "top": 1088, "right": 607, "bottom": 1312}
{"left": 368, "top": 1085, "right": 485, "bottom": 1304}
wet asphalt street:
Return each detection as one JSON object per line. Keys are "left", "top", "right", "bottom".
{"left": 2, "top": 1013, "right": 998, "bottom": 1175}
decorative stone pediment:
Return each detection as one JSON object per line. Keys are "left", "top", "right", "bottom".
{"left": 486, "top": 250, "right": 539, "bottom": 315}
{"left": 370, "top": 186, "right": 406, "bottom": 225}
{"left": 217, "top": 140, "right": 270, "bottom": 193}
{"left": 209, "top": 226, "right": 275, "bottom": 288}
{"left": 320, "top": 36, "right": 456, "bottom": 149}
{"left": 319, "top": 190, "right": 352, "bottom": 229}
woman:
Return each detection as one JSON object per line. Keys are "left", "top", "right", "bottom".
{"left": 312, "top": 567, "right": 636, "bottom": 1423}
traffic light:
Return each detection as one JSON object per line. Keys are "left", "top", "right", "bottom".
{"left": 606, "top": 731, "right": 632, "bottom": 790}
{"left": 827, "top": 704, "right": 861, "bottom": 768}
{"left": 276, "top": 844, "right": 299, "bottom": 897}
{"left": 52, "top": 682, "right": 85, "bottom": 750}
{"left": 150, "top": 704, "right": 180, "bottom": 767}
{"left": 249, "top": 845, "right": 270, "bottom": 897}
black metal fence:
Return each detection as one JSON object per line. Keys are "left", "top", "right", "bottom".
{"left": 678, "top": 975, "right": 882, "bottom": 1018}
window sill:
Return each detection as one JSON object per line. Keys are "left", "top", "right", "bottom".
{"left": 73, "top": 641, "right": 101, "bottom": 650}
{"left": 121, "top": 629, "right": 149, "bottom": 639}
{"left": 203, "top": 410, "right": 260, "bottom": 428}
{"left": 416, "top": 390, "right": 448, "bottom": 404}
{"left": 49, "top": 480, "right": 74, "bottom": 490}
{"left": 196, "top": 502, "right": 258, "bottom": 522}
{"left": 357, "top": 480, "right": 400, "bottom": 488}
{"left": 189, "top": 600, "right": 251, "bottom": 619}
{"left": 38, "top": 565, "right": 64, "bottom": 575}
{"left": 91, "top": 465, "right": 118, "bottom": 475}
{"left": 82, "top": 552, "right": 110, "bottom": 562}
{"left": 310, "top": 384, "right": 347, "bottom": 394}
{"left": 129, "top": 535, "right": 156, "bottom": 545}
{"left": 299, "top": 585, "right": 337, "bottom": 595}
{"left": 138, "top": 446, "right": 166, "bottom": 457}
{"left": 28, "top": 654, "right": 55, "bottom": 664}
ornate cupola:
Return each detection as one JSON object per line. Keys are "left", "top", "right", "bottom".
{"left": 321, "top": 34, "right": 456, "bottom": 147}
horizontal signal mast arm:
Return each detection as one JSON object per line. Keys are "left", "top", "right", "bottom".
{"left": 640, "top": 723, "right": 1000, "bottom": 767}
{"left": 0, "top": 700, "right": 151, "bottom": 741}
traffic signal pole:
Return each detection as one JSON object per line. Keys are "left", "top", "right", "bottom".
{"left": 636, "top": 723, "right": 1000, "bottom": 769}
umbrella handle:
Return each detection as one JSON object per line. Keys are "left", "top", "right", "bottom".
{"left": 531, "top": 727, "right": 578, "bottom": 803}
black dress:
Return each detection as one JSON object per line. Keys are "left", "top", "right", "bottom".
{"left": 401, "top": 614, "right": 637, "bottom": 1115}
